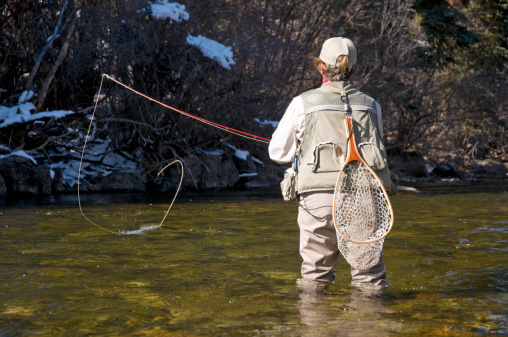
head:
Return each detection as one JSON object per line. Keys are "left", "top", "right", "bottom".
{"left": 314, "top": 37, "right": 357, "bottom": 81}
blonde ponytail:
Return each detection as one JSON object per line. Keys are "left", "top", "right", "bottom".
{"left": 314, "top": 55, "right": 357, "bottom": 81}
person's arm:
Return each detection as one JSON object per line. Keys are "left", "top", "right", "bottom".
{"left": 268, "top": 97, "right": 305, "bottom": 164}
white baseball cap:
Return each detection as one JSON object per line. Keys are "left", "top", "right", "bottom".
{"left": 319, "top": 37, "right": 357, "bottom": 70}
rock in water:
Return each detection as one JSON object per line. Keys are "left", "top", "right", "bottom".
{"left": 432, "top": 163, "right": 461, "bottom": 178}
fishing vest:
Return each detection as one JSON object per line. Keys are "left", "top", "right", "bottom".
{"left": 294, "top": 81, "right": 394, "bottom": 195}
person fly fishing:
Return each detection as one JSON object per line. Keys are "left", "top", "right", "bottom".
{"left": 269, "top": 37, "right": 394, "bottom": 290}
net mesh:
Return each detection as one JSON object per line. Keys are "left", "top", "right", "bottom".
{"left": 337, "top": 234, "right": 385, "bottom": 271}
{"left": 334, "top": 161, "right": 392, "bottom": 270}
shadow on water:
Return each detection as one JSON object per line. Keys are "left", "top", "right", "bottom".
{"left": 0, "top": 182, "right": 507, "bottom": 336}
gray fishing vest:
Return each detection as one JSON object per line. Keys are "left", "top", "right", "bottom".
{"left": 295, "top": 81, "right": 394, "bottom": 194}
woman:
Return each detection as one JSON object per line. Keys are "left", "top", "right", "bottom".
{"left": 269, "top": 37, "right": 389, "bottom": 289}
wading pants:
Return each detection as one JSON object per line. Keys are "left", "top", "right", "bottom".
{"left": 297, "top": 191, "right": 388, "bottom": 287}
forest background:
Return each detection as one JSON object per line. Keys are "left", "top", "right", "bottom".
{"left": 0, "top": 0, "right": 507, "bottom": 193}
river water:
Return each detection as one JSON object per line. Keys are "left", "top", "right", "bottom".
{"left": 0, "top": 183, "right": 507, "bottom": 336}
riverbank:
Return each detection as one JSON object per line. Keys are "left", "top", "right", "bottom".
{"left": 0, "top": 149, "right": 506, "bottom": 199}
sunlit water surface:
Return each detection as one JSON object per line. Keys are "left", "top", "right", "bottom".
{"left": 0, "top": 183, "right": 506, "bottom": 336}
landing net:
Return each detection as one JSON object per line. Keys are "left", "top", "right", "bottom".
{"left": 334, "top": 161, "right": 393, "bottom": 270}
{"left": 334, "top": 161, "right": 392, "bottom": 243}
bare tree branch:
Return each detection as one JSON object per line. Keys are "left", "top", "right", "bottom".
{"left": 35, "top": 10, "right": 78, "bottom": 111}
{"left": 25, "top": 0, "right": 69, "bottom": 92}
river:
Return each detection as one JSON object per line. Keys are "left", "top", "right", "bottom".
{"left": 0, "top": 183, "right": 506, "bottom": 336}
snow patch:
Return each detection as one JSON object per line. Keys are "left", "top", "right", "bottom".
{"left": 254, "top": 118, "right": 279, "bottom": 128}
{"left": 49, "top": 161, "right": 82, "bottom": 187}
{"left": 186, "top": 34, "right": 235, "bottom": 70}
{"left": 0, "top": 102, "right": 75, "bottom": 129}
{"left": 47, "top": 138, "right": 141, "bottom": 188}
{"left": 251, "top": 156, "right": 264, "bottom": 165}
{"left": 18, "top": 90, "right": 35, "bottom": 104}
{"left": 150, "top": 1, "right": 189, "bottom": 22}
{"left": 0, "top": 103, "right": 35, "bottom": 122}
{"left": 234, "top": 149, "right": 249, "bottom": 161}
{"left": 0, "top": 150, "right": 37, "bottom": 164}
{"left": 225, "top": 143, "right": 250, "bottom": 161}
{"left": 239, "top": 173, "right": 258, "bottom": 177}
{"left": 199, "top": 149, "right": 224, "bottom": 156}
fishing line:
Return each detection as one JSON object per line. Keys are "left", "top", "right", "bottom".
{"left": 78, "top": 161, "right": 182, "bottom": 235}
{"left": 79, "top": 74, "right": 270, "bottom": 234}
{"left": 118, "top": 160, "right": 184, "bottom": 235}
{"left": 78, "top": 74, "right": 184, "bottom": 234}
{"left": 101, "top": 74, "right": 271, "bottom": 144}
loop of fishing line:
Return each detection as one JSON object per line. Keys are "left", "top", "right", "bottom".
{"left": 79, "top": 74, "right": 269, "bottom": 234}
{"left": 77, "top": 161, "right": 183, "bottom": 235}
{"left": 78, "top": 75, "right": 184, "bottom": 234}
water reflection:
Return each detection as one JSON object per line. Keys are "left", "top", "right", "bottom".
{"left": 298, "top": 284, "right": 394, "bottom": 337}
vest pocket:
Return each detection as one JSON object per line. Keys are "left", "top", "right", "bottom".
{"left": 311, "top": 142, "right": 343, "bottom": 172}
{"left": 358, "top": 142, "right": 387, "bottom": 171}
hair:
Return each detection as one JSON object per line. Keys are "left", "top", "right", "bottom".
{"left": 313, "top": 55, "right": 357, "bottom": 81}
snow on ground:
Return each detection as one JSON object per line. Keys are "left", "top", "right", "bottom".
{"left": 0, "top": 109, "right": 75, "bottom": 129}
{"left": 234, "top": 148, "right": 249, "bottom": 161}
{"left": 49, "top": 160, "right": 83, "bottom": 187}
{"left": 0, "top": 99, "right": 75, "bottom": 129}
{"left": 0, "top": 142, "right": 142, "bottom": 188}
{"left": 225, "top": 143, "right": 249, "bottom": 160}
{"left": 254, "top": 118, "right": 279, "bottom": 128}
{"left": 198, "top": 149, "right": 224, "bottom": 156}
{"left": 0, "top": 89, "right": 143, "bottom": 188}
{"left": 199, "top": 144, "right": 264, "bottom": 166}
{"left": 48, "top": 146, "right": 142, "bottom": 188}
{"left": 239, "top": 173, "right": 258, "bottom": 177}
{"left": 0, "top": 102, "right": 35, "bottom": 121}
{"left": 149, "top": 1, "right": 189, "bottom": 22}
{"left": 224, "top": 143, "right": 263, "bottom": 165}
{"left": 50, "top": 138, "right": 142, "bottom": 187}
{"left": 186, "top": 34, "right": 236, "bottom": 70}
